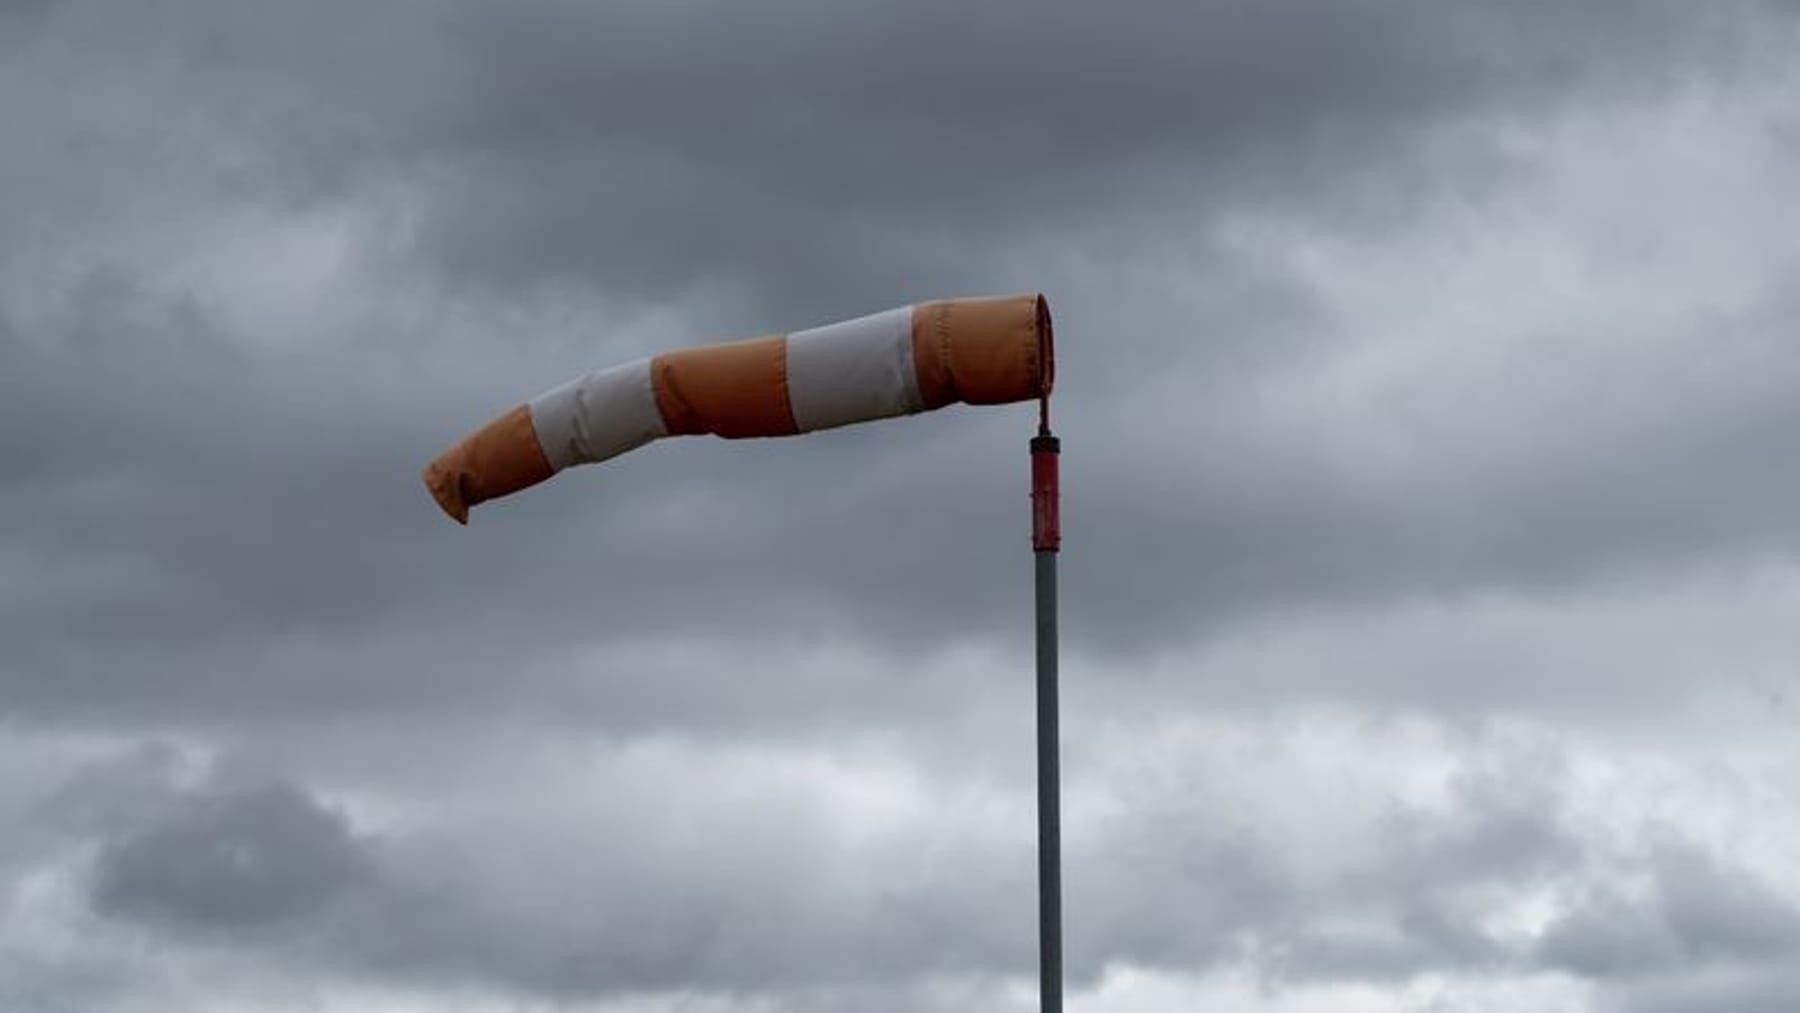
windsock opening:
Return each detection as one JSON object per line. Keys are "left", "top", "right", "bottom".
{"left": 424, "top": 293, "right": 1054, "bottom": 524}
{"left": 908, "top": 293, "right": 1052, "bottom": 408}
{"left": 1036, "top": 293, "right": 1055, "bottom": 400}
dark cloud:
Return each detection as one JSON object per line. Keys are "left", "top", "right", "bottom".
{"left": 374, "top": 1, "right": 1765, "bottom": 311}
{"left": 91, "top": 776, "right": 373, "bottom": 930}
{"left": 1539, "top": 842, "right": 1800, "bottom": 978}
{"left": 1602, "top": 967, "right": 1800, "bottom": 1013}
{"left": 1071, "top": 736, "right": 1578, "bottom": 985}
{"left": 4, "top": 0, "right": 1793, "bottom": 732}
{"left": 70, "top": 722, "right": 1752, "bottom": 1006}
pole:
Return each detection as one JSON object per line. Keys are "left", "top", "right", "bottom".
{"left": 1031, "top": 421, "right": 1062, "bottom": 1013}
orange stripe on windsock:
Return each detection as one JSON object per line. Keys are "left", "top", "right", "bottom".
{"left": 422, "top": 293, "right": 1053, "bottom": 523}
{"left": 651, "top": 334, "right": 798, "bottom": 438}
{"left": 911, "top": 293, "right": 1052, "bottom": 408}
{"left": 422, "top": 404, "right": 554, "bottom": 524}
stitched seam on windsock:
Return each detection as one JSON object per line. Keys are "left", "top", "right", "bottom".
{"left": 896, "top": 320, "right": 924, "bottom": 413}
{"left": 1034, "top": 293, "right": 1053, "bottom": 397}
{"left": 649, "top": 352, "right": 702, "bottom": 435}
{"left": 1018, "top": 300, "right": 1038, "bottom": 398}
{"left": 773, "top": 335, "right": 797, "bottom": 434}
{"left": 908, "top": 301, "right": 956, "bottom": 408}
{"left": 935, "top": 303, "right": 958, "bottom": 402}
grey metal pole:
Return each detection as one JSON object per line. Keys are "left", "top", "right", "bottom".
{"left": 1030, "top": 429, "right": 1062, "bottom": 1013}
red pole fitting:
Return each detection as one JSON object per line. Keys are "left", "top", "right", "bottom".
{"left": 1031, "top": 433, "right": 1061, "bottom": 552}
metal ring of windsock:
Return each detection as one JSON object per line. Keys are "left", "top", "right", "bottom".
{"left": 421, "top": 291, "right": 1064, "bottom": 1013}
{"left": 423, "top": 293, "right": 1053, "bottom": 523}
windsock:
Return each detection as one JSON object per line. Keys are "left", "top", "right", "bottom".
{"left": 424, "top": 293, "right": 1053, "bottom": 523}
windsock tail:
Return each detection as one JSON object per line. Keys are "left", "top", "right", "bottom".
{"left": 422, "top": 405, "right": 553, "bottom": 524}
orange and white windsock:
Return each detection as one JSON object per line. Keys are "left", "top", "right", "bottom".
{"left": 423, "top": 293, "right": 1053, "bottom": 523}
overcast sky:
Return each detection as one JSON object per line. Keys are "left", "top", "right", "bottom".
{"left": 4, "top": 2, "right": 1800, "bottom": 1011}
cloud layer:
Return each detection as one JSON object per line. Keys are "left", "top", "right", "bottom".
{"left": 4, "top": 2, "right": 1800, "bottom": 1011}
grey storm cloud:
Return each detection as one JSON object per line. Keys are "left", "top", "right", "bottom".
{"left": 1602, "top": 969, "right": 1800, "bottom": 1013}
{"left": 138, "top": 0, "right": 1772, "bottom": 331}
{"left": 66, "top": 729, "right": 1542, "bottom": 997}
{"left": 1537, "top": 842, "right": 1800, "bottom": 978}
{"left": 18, "top": 728, "right": 1800, "bottom": 1011}
{"left": 73, "top": 723, "right": 1799, "bottom": 1006}
{"left": 4, "top": 0, "right": 1792, "bottom": 727}
{"left": 5, "top": 1, "right": 1800, "bottom": 1011}
{"left": 90, "top": 777, "right": 372, "bottom": 931}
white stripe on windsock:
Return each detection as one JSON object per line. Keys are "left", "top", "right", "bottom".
{"left": 528, "top": 357, "right": 667, "bottom": 471}
{"left": 783, "top": 306, "right": 922, "bottom": 432}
